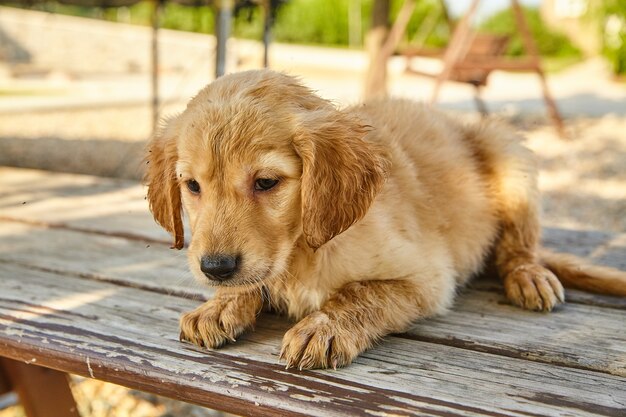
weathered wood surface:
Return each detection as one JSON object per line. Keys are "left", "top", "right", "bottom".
{"left": 0, "top": 221, "right": 203, "bottom": 300}
{"left": 1, "top": 218, "right": 625, "bottom": 376}
{"left": 1, "top": 167, "right": 625, "bottom": 416}
{"left": 3, "top": 168, "right": 625, "bottom": 309}
{"left": 2, "top": 168, "right": 624, "bottom": 270}
{"left": 1, "top": 263, "right": 625, "bottom": 417}
{"left": 0, "top": 167, "right": 170, "bottom": 244}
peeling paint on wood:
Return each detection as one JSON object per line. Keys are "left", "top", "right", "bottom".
{"left": 1, "top": 265, "right": 625, "bottom": 416}
{"left": 1, "top": 167, "right": 625, "bottom": 416}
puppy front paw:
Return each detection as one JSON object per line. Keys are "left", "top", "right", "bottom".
{"left": 179, "top": 295, "right": 258, "bottom": 349}
{"left": 504, "top": 264, "right": 564, "bottom": 312}
{"left": 280, "top": 312, "right": 362, "bottom": 370}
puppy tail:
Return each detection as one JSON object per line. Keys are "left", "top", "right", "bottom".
{"left": 540, "top": 249, "right": 626, "bottom": 296}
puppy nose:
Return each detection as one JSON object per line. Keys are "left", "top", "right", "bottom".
{"left": 200, "top": 254, "right": 239, "bottom": 281}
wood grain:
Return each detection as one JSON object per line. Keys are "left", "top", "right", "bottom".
{"left": 0, "top": 221, "right": 207, "bottom": 300}
{"left": 405, "top": 288, "right": 626, "bottom": 376}
{"left": 1, "top": 216, "right": 625, "bottom": 309}
{"left": 0, "top": 167, "right": 171, "bottom": 243}
{"left": 2, "top": 168, "right": 624, "bottom": 270}
{"left": 1, "top": 220, "right": 625, "bottom": 376}
{"left": 1, "top": 264, "right": 624, "bottom": 417}
{"left": 2, "top": 167, "right": 625, "bottom": 416}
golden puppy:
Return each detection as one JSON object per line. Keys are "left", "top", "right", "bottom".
{"left": 145, "top": 70, "right": 626, "bottom": 370}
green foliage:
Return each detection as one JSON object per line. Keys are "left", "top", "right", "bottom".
{"left": 479, "top": 6, "right": 581, "bottom": 58}
{"left": 11, "top": 0, "right": 451, "bottom": 48}
{"left": 389, "top": 0, "right": 449, "bottom": 48}
{"left": 233, "top": 5, "right": 265, "bottom": 40}
{"left": 601, "top": 0, "right": 626, "bottom": 16}
{"left": 14, "top": 0, "right": 585, "bottom": 61}
{"left": 160, "top": 4, "right": 214, "bottom": 34}
{"left": 272, "top": 0, "right": 448, "bottom": 47}
{"left": 596, "top": 0, "right": 626, "bottom": 75}
{"left": 272, "top": 0, "right": 351, "bottom": 45}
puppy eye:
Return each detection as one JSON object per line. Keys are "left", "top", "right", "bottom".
{"left": 254, "top": 178, "right": 278, "bottom": 191}
{"left": 187, "top": 179, "right": 201, "bottom": 194}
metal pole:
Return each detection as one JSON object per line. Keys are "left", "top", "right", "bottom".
{"left": 262, "top": 0, "right": 273, "bottom": 68}
{"left": 215, "top": 0, "right": 234, "bottom": 78}
{"left": 151, "top": 0, "right": 162, "bottom": 133}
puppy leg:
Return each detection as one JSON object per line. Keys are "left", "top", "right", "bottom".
{"left": 495, "top": 204, "right": 564, "bottom": 312}
{"left": 179, "top": 288, "right": 263, "bottom": 348}
{"left": 280, "top": 278, "right": 454, "bottom": 370}
{"left": 489, "top": 147, "right": 564, "bottom": 312}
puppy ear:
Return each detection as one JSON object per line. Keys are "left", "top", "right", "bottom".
{"left": 294, "top": 109, "right": 390, "bottom": 250}
{"left": 144, "top": 118, "right": 184, "bottom": 249}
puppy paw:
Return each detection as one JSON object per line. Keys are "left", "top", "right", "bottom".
{"left": 504, "top": 264, "right": 564, "bottom": 312}
{"left": 280, "top": 312, "right": 361, "bottom": 370}
{"left": 179, "top": 296, "right": 258, "bottom": 349}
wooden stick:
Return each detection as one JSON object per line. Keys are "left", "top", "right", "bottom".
{"left": 511, "top": 0, "right": 566, "bottom": 138}
{"left": 380, "top": 0, "right": 417, "bottom": 60}
{"left": 431, "top": 0, "right": 480, "bottom": 103}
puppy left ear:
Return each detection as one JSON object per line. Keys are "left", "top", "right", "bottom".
{"left": 294, "top": 108, "right": 390, "bottom": 250}
{"left": 143, "top": 118, "right": 184, "bottom": 249}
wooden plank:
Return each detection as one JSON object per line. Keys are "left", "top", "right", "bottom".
{"left": 1, "top": 167, "right": 625, "bottom": 376}
{"left": 1, "top": 167, "right": 625, "bottom": 308}
{"left": 0, "top": 222, "right": 624, "bottom": 376}
{"left": 6, "top": 216, "right": 619, "bottom": 313}
{"left": 2, "top": 167, "right": 624, "bottom": 271}
{"left": 1, "top": 264, "right": 624, "bottom": 417}
{"left": 0, "top": 167, "right": 170, "bottom": 244}
{"left": 0, "top": 221, "right": 208, "bottom": 300}
{"left": 0, "top": 358, "right": 79, "bottom": 417}
{"left": 452, "top": 58, "right": 539, "bottom": 71}
{"left": 1, "top": 168, "right": 623, "bottom": 268}
{"left": 405, "top": 288, "right": 626, "bottom": 376}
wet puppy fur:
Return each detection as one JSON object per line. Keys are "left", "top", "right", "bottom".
{"left": 145, "top": 70, "right": 626, "bottom": 370}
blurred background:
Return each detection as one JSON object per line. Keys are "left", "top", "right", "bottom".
{"left": 0, "top": 0, "right": 624, "bottom": 415}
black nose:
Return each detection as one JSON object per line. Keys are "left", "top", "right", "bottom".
{"left": 200, "top": 254, "right": 239, "bottom": 281}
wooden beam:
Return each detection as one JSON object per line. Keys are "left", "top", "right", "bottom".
{"left": 511, "top": 0, "right": 566, "bottom": 138}
{"left": 0, "top": 358, "right": 79, "bottom": 417}
{"left": 0, "top": 363, "right": 11, "bottom": 395}
{"left": 379, "top": 0, "right": 417, "bottom": 62}
{"left": 430, "top": 0, "right": 480, "bottom": 103}
{"left": 452, "top": 58, "right": 540, "bottom": 71}
{"left": 400, "top": 45, "right": 445, "bottom": 58}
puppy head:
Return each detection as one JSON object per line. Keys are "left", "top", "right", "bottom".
{"left": 145, "top": 70, "right": 389, "bottom": 287}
